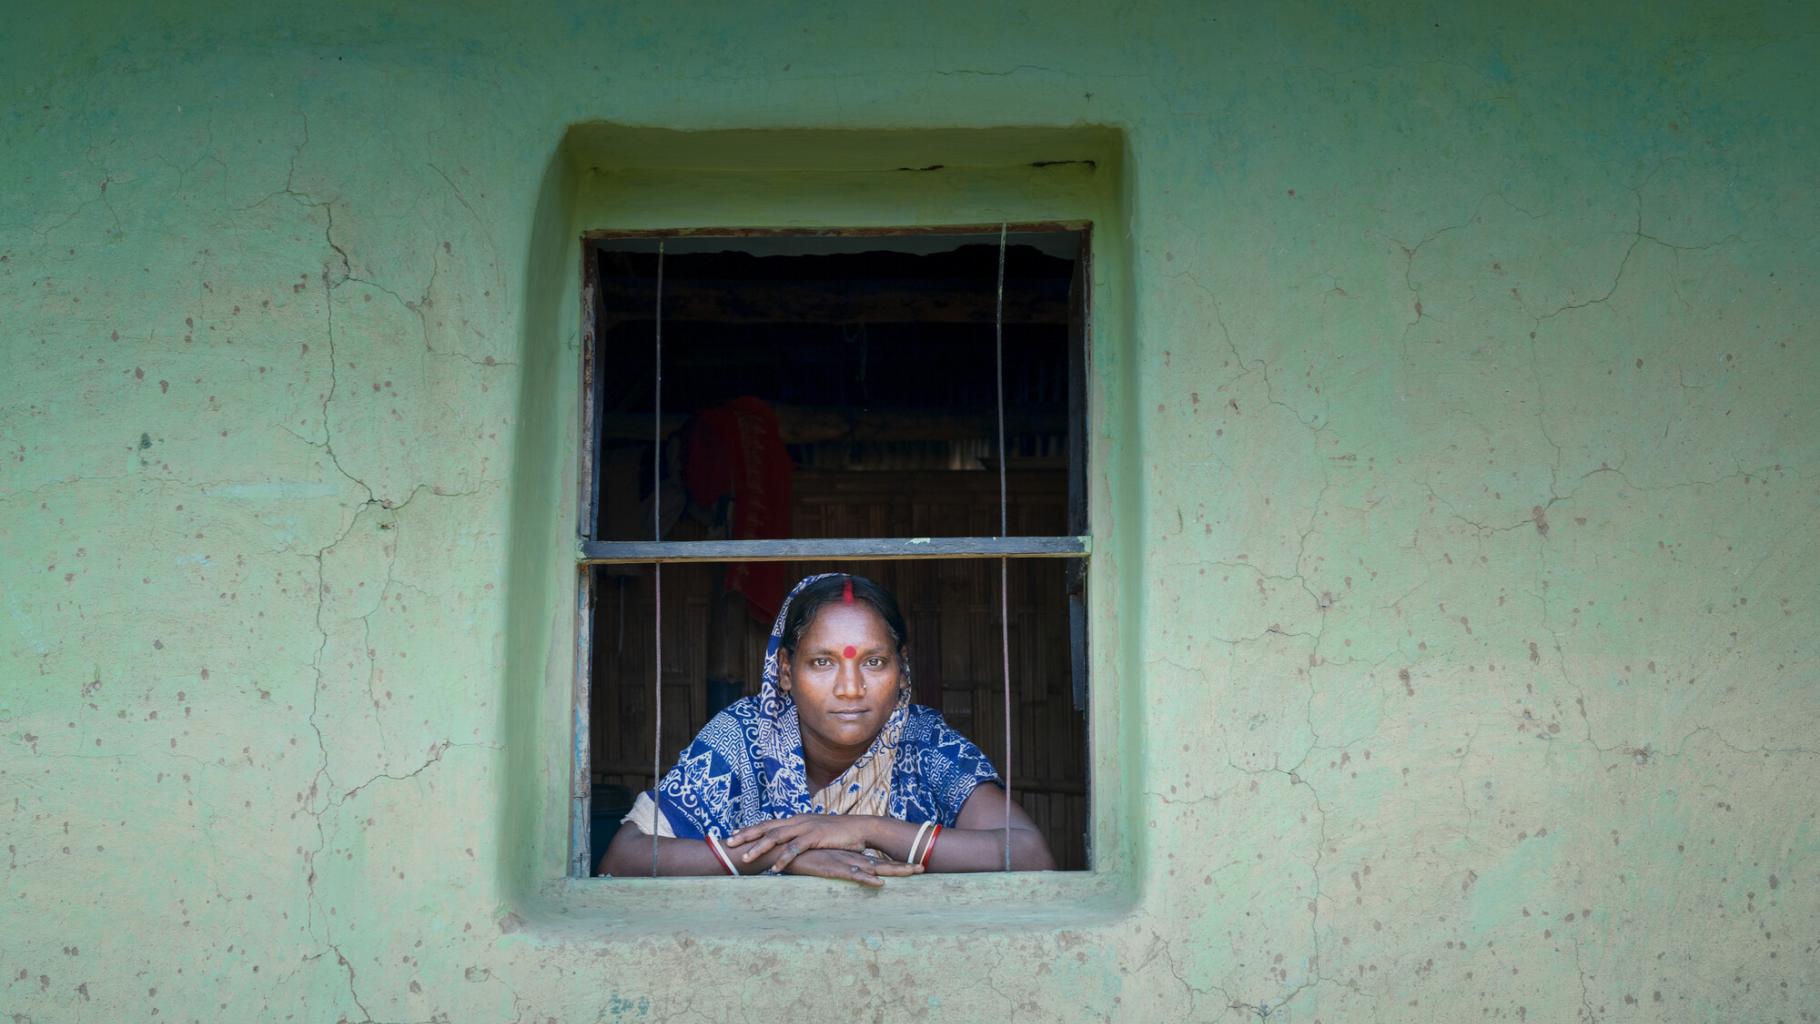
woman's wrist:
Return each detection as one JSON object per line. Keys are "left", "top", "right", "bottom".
{"left": 864, "top": 815, "right": 917, "bottom": 861}
{"left": 733, "top": 841, "right": 780, "bottom": 875}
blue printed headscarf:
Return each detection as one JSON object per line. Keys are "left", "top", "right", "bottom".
{"left": 650, "top": 574, "right": 1000, "bottom": 839}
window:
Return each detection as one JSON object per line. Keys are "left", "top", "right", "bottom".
{"left": 572, "top": 225, "right": 1092, "bottom": 877}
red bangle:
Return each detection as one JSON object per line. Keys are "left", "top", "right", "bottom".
{"left": 919, "top": 824, "right": 942, "bottom": 867}
{"left": 704, "top": 834, "right": 738, "bottom": 876}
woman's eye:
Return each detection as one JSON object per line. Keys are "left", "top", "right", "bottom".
{"left": 812, "top": 657, "right": 832, "bottom": 668}
{"left": 865, "top": 657, "right": 885, "bottom": 668}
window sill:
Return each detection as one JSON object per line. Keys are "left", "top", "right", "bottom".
{"left": 512, "top": 868, "right": 1139, "bottom": 942}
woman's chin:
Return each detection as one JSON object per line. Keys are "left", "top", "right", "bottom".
{"left": 817, "top": 713, "right": 882, "bottom": 740}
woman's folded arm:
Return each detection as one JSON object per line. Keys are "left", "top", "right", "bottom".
{"left": 722, "top": 782, "right": 1056, "bottom": 874}
{"left": 600, "top": 819, "right": 924, "bottom": 885}
{"left": 598, "top": 820, "right": 803, "bottom": 877}
{"left": 923, "top": 782, "right": 1055, "bottom": 872}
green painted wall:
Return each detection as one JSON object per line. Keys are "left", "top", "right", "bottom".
{"left": 3, "top": 2, "right": 1815, "bottom": 1021}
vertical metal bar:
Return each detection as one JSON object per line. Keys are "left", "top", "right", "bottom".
{"left": 651, "top": 240, "right": 665, "bottom": 876}
{"left": 1066, "top": 235, "right": 1091, "bottom": 713}
{"left": 994, "top": 224, "right": 1012, "bottom": 871}
{"left": 1066, "top": 231, "right": 1090, "bottom": 537}
{"left": 1065, "top": 231, "right": 1092, "bottom": 864}
{"left": 994, "top": 238, "right": 1009, "bottom": 536}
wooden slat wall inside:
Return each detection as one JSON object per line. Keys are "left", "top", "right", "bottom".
{"left": 589, "top": 469, "right": 1089, "bottom": 870}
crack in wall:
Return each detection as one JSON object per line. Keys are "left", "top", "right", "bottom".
{"left": 240, "top": 114, "right": 508, "bottom": 991}
{"left": 1211, "top": 722, "right": 1336, "bottom": 1017}
{"left": 332, "top": 944, "right": 375, "bottom": 1024}
{"left": 1170, "top": 269, "right": 1329, "bottom": 430}
{"left": 296, "top": 479, "right": 486, "bottom": 995}
{"left": 1572, "top": 938, "right": 1601, "bottom": 1023}
{"left": 244, "top": 112, "right": 509, "bottom": 521}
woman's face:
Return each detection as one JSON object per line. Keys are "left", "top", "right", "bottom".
{"left": 779, "top": 602, "right": 904, "bottom": 754}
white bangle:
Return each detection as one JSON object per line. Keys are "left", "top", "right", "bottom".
{"left": 704, "top": 833, "right": 738, "bottom": 876}
{"left": 907, "top": 820, "right": 935, "bottom": 865}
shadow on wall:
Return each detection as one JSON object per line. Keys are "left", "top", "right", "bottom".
{"left": 497, "top": 139, "right": 578, "bottom": 904}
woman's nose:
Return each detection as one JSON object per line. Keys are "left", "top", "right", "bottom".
{"left": 834, "top": 664, "right": 864, "bottom": 699}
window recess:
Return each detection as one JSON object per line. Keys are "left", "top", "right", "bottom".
{"left": 574, "top": 226, "right": 1092, "bottom": 877}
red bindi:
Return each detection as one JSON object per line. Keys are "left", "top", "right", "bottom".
{"left": 842, "top": 645, "right": 858, "bottom": 660}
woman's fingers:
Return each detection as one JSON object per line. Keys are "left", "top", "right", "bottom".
{"left": 820, "top": 853, "right": 885, "bottom": 887}
{"left": 737, "top": 816, "right": 851, "bottom": 863}
{"left": 807, "top": 852, "right": 922, "bottom": 886}
{"left": 731, "top": 820, "right": 795, "bottom": 860}
{"left": 846, "top": 863, "right": 887, "bottom": 888}
{"left": 770, "top": 839, "right": 810, "bottom": 872}
{"left": 740, "top": 823, "right": 809, "bottom": 863}
{"left": 840, "top": 855, "right": 922, "bottom": 885}
{"left": 728, "top": 815, "right": 871, "bottom": 866}
{"left": 726, "top": 817, "right": 789, "bottom": 847}
{"left": 738, "top": 832, "right": 782, "bottom": 862}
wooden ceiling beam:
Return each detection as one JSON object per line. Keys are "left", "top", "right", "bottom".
{"left": 599, "top": 278, "right": 1067, "bottom": 325}
{"left": 599, "top": 403, "right": 1065, "bottom": 443}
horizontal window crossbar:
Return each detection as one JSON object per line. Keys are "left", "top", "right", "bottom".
{"left": 579, "top": 536, "right": 1089, "bottom": 564}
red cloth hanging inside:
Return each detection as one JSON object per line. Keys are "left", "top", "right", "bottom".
{"left": 681, "top": 397, "right": 794, "bottom": 624}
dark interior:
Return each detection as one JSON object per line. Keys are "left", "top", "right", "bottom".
{"left": 586, "top": 231, "right": 1091, "bottom": 871}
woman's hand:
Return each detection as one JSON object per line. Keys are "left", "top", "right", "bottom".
{"left": 726, "top": 813, "right": 879, "bottom": 870}
{"left": 783, "top": 848, "right": 922, "bottom": 888}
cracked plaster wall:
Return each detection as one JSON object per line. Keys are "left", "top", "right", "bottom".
{"left": 3, "top": 2, "right": 1817, "bottom": 1022}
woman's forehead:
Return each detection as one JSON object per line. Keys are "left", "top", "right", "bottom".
{"left": 801, "top": 603, "right": 893, "bottom": 643}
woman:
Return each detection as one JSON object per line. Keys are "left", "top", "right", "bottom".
{"left": 598, "top": 573, "right": 1056, "bottom": 885}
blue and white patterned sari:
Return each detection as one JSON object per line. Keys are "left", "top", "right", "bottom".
{"left": 643, "top": 574, "right": 1000, "bottom": 841}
